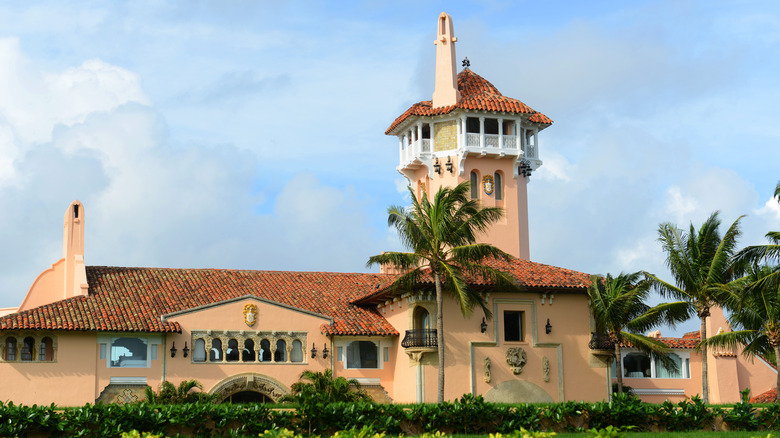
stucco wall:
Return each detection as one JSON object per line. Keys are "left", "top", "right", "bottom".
{"left": 0, "top": 331, "right": 97, "bottom": 406}
{"left": 164, "top": 297, "right": 332, "bottom": 399}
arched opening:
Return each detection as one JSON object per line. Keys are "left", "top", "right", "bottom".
{"left": 210, "top": 339, "right": 222, "bottom": 362}
{"left": 21, "top": 337, "right": 34, "bottom": 361}
{"left": 4, "top": 337, "right": 16, "bottom": 361}
{"left": 193, "top": 339, "right": 206, "bottom": 362}
{"left": 39, "top": 337, "right": 54, "bottom": 361}
{"left": 222, "top": 390, "right": 273, "bottom": 404}
{"left": 494, "top": 172, "right": 503, "bottom": 201}
{"left": 290, "top": 340, "right": 303, "bottom": 363}
{"left": 259, "top": 339, "right": 271, "bottom": 362}
{"left": 242, "top": 339, "right": 255, "bottom": 362}
{"left": 226, "top": 339, "right": 239, "bottom": 362}
{"left": 209, "top": 373, "right": 289, "bottom": 403}
{"left": 274, "top": 340, "right": 287, "bottom": 363}
{"left": 470, "top": 171, "right": 479, "bottom": 199}
{"left": 414, "top": 307, "right": 430, "bottom": 330}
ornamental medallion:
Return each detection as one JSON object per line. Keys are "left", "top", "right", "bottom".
{"left": 482, "top": 175, "right": 494, "bottom": 195}
{"left": 243, "top": 303, "right": 258, "bottom": 327}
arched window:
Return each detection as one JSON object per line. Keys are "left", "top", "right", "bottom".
{"left": 226, "top": 339, "right": 239, "bottom": 362}
{"left": 193, "top": 339, "right": 206, "bottom": 362}
{"left": 210, "top": 339, "right": 222, "bottom": 362}
{"left": 470, "top": 171, "right": 479, "bottom": 199}
{"left": 494, "top": 172, "right": 503, "bottom": 200}
{"left": 21, "top": 337, "right": 34, "bottom": 361}
{"left": 290, "top": 340, "right": 303, "bottom": 363}
{"left": 414, "top": 307, "right": 430, "bottom": 330}
{"left": 275, "top": 340, "right": 287, "bottom": 362}
{"left": 39, "top": 337, "right": 54, "bottom": 361}
{"left": 243, "top": 339, "right": 255, "bottom": 362}
{"left": 259, "top": 339, "right": 271, "bottom": 362}
{"left": 4, "top": 337, "right": 16, "bottom": 361}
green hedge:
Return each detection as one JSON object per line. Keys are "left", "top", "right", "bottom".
{"left": 2, "top": 394, "right": 780, "bottom": 437}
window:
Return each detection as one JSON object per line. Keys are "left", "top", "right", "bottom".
{"left": 290, "top": 340, "right": 303, "bottom": 363}
{"left": 193, "top": 339, "right": 206, "bottom": 362}
{"left": 259, "top": 339, "right": 271, "bottom": 362}
{"left": 504, "top": 311, "right": 524, "bottom": 342}
{"left": 226, "top": 339, "right": 239, "bottom": 362}
{"left": 210, "top": 339, "right": 222, "bottom": 362}
{"left": 494, "top": 172, "right": 503, "bottom": 200}
{"left": 346, "top": 341, "right": 378, "bottom": 369}
{"left": 21, "top": 337, "right": 34, "bottom": 361}
{"left": 243, "top": 339, "right": 255, "bottom": 362}
{"left": 484, "top": 118, "right": 498, "bottom": 135}
{"left": 110, "top": 337, "right": 148, "bottom": 368}
{"left": 613, "top": 352, "right": 690, "bottom": 379}
{"left": 470, "top": 171, "right": 479, "bottom": 199}
{"left": 39, "top": 337, "right": 53, "bottom": 361}
{"left": 466, "top": 117, "right": 480, "bottom": 133}
{"left": 414, "top": 307, "right": 431, "bottom": 330}
{"left": 623, "top": 353, "right": 651, "bottom": 377}
{"left": 275, "top": 340, "right": 287, "bottom": 362}
{"left": 5, "top": 337, "right": 16, "bottom": 361}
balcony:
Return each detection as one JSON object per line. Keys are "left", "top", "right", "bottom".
{"left": 588, "top": 332, "right": 615, "bottom": 351}
{"left": 401, "top": 329, "right": 438, "bottom": 349}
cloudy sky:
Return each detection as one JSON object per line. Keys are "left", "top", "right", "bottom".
{"left": 0, "top": 1, "right": 778, "bottom": 335}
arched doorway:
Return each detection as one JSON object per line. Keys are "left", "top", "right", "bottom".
{"left": 209, "top": 373, "right": 289, "bottom": 403}
{"left": 413, "top": 306, "right": 430, "bottom": 330}
{"left": 223, "top": 390, "right": 274, "bottom": 403}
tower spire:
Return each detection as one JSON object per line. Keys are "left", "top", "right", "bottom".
{"left": 432, "top": 12, "right": 461, "bottom": 108}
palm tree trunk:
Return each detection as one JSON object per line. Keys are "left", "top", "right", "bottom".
{"left": 614, "top": 343, "right": 623, "bottom": 395}
{"left": 775, "top": 345, "right": 780, "bottom": 403}
{"left": 700, "top": 316, "right": 709, "bottom": 404}
{"left": 435, "top": 272, "right": 445, "bottom": 403}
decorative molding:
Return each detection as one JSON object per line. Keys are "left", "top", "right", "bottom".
{"left": 543, "top": 356, "right": 550, "bottom": 382}
{"left": 506, "top": 347, "right": 527, "bottom": 374}
{"left": 483, "top": 356, "right": 491, "bottom": 383}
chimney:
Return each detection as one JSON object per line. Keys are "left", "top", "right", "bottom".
{"left": 432, "top": 12, "right": 461, "bottom": 108}
{"left": 63, "top": 201, "right": 88, "bottom": 299}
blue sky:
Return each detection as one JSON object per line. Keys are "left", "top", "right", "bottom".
{"left": 0, "top": 1, "right": 778, "bottom": 336}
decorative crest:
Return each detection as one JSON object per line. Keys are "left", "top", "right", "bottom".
{"left": 243, "top": 303, "right": 258, "bottom": 327}
{"left": 482, "top": 175, "right": 494, "bottom": 195}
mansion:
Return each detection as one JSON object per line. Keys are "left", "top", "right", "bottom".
{"left": 0, "top": 13, "right": 775, "bottom": 406}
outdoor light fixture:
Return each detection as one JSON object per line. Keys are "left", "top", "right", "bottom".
{"left": 480, "top": 317, "right": 487, "bottom": 333}
{"left": 182, "top": 342, "right": 189, "bottom": 358}
{"left": 433, "top": 158, "right": 442, "bottom": 175}
{"left": 170, "top": 342, "right": 177, "bottom": 358}
{"left": 545, "top": 319, "right": 552, "bottom": 334}
{"left": 311, "top": 344, "right": 318, "bottom": 359}
{"left": 322, "top": 344, "right": 329, "bottom": 359}
{"left": 445, "top": 157, "right": 453, "bottom": 173}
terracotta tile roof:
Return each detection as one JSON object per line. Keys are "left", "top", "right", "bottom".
{"left": 750, "top": 388, "right": 778, "bottom": 403}
{"left": 657, "top": 334, "right": 700, "bottom": 349}
{"left": 0, "top": 267, "right": 399, "bottom": 336}
{"left": 354, "top": 258, "right": 591, "bottom": 305}
{"left": 386, "top": 69, "right": 552, "bottom": 134}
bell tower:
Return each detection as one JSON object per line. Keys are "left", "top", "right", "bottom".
{"left": 385, "top": 12, "right": 552, "bottom": 260}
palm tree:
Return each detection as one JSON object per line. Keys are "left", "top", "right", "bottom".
{"left": 281, "top": 369, "right": 370, "bottom": 403}
{"left": 588, "top": 272, "right": 690, "bottom": 395}
{"left": 367, "top": 181, "right": 517, "bottom": 402}
{"left": 645, "top": 211, "right": 743, "bottom": 403}
{"left": 701, "top": 264, "right": 780, "bottom": 401}
{"left": 734, "top": 181, "right": 780, "bottom": 285}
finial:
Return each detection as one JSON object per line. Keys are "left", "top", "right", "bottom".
{"left": 462, "top": 57, "right": 470, "bottom": 68}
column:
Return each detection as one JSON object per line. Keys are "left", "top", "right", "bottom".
{"left": 498, "top": 118, "right": 504, "bottom": 149}
{"left": 479, "top": 116, "right": 485, "bottom": 148}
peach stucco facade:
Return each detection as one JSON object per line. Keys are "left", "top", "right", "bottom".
{"left": 0, "top": 12, "right": 775, "bottom": 408}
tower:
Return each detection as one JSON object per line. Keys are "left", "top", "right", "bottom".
{"left": 386, "top": 13, "right": 552, "bottom": 260}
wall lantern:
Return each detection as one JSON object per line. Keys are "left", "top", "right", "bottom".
{"left": 182, "top": 342, "right": 189, "bottom": 358}
{"left": 311, "top": 344, "right": 318, "bottom": 359}
{"left": 433, "top": 158, "right": 442, "bottom": 175}
{"left": 170, "top": 342, "right": 177, "bottom": 358}
{"left": 480, "top": 317, "right": 487, "bottom": 333}
{"left": 445, "top": 157, "right": 453, "bottom": 173}
{"left": 545, "top": 319, "right": 552, "bottom": 334}
{"left": 322, "top": 344, "right": 329, "bottom": 359}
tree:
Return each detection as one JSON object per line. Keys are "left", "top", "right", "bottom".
{"left": 367, "top": 182, "right": 517, "bottom": 402}
{"left": 145, "top": 379, "right": 216, "bottom": 404}
{"left": 701, "top": 263, "right": 780, "bottom": 401}
{"left": 733, "top": 181, "right": 780, "bottom": 288}
{"left": 280, "top": 369, "right": 370, "bottom": 404}
{"left": 645, "top": 211, "right": 743, "bottom": 403}
{"left": 588, "top": 272, "right": 690, "bottom": 395}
